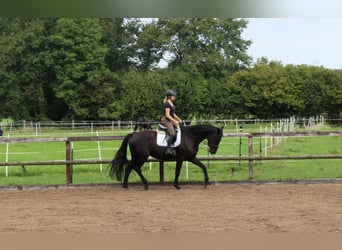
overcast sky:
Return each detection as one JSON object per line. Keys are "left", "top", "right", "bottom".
{"left": 241, "top": 18, "right": 342, "bottom": 69}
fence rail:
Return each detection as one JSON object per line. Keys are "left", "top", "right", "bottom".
{"left": 1, "top": 131, "right": 342, "bottom": 185}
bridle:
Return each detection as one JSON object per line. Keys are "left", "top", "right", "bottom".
{"left": 207, "top": 134, "right": 222, "bottom": 153}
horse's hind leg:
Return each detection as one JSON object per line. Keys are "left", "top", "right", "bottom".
{"left": 122, "top": 163, "right": 133, "bottom": 189}
{"left": 133, "top": 165, "right": 149, "bottom": 190}
{"left": 123, "top": 160, "right": 148, "bottom": 189}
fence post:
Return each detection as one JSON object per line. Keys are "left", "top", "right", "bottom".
{"left": 239, "top": 125, "right": 243, "bottom": 166}
{"left": 248, "top": 135, "right": 254, "bottom": 180}
{"left": 159, "top": 161, "right": 164, "bottom": 184}
{"left": 66, "top": 139, "right": 73, "bottom": 185}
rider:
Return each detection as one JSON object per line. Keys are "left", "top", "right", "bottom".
{"left": 163, "top": 89, "right": 182, "bottom": 155}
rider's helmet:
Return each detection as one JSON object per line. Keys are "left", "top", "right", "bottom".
{"left": 166, "top": 89, "right": 177, "bottom": 97}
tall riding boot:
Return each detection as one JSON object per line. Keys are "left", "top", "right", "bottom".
{"left": 165, "top": 135, "right": 176, "bottom": 155}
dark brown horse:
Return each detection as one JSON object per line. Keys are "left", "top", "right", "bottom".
{"left": 133, "top": 116, "right": 152, "bottom": 131}
{"left": 109, "top": 124, "right": 223, "bottom": 189}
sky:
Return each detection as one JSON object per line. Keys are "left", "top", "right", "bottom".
{"left": 241, "top": 18, "right": 342, "bottom": 70}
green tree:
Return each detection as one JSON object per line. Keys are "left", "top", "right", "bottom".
{"left": 323, "top": 69, "right": 342, "bottom": 120}
{"left": 157, "top": 18, "right": 251, "bottom": 74}
{"left": 156, "top": 18, "right": 251, "bottom": 117}
{"left": 0, "top": 18, "right": 49, "bottom": 120}
{"left": 123, "top": 19, "right": 169, "bottom": 70}
{"left": 296, "top": 66, "right": 342, "bottom": 119}
{"left": 120, "top": 69, "right": 164, "bottom": 120}
{"left": 226, "top": 58, "right": 303, "bottom": 118}
{"left": 0, "top": 18, "right": 23, "bottom": 119}
{"left": 295, "top": 65, "right": 326, "bottom": 117}
{"left": 159, "top": 65, "right": 209, "bottom": 119}
{"left": 49, "top": 18, "right": 112, "bottom": 120}
{"left": 18, "top": 19, "right": 50, "bottom": 120}
{"left": 100, "top": 18, "right": 130, "bottom": 72}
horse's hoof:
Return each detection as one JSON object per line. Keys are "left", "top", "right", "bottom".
{"left": 173, "top": 183, "right": 181, "bottom": 190}
{"left": 204, "top": 179, "right": 209, "bottom": 188}
{"left": 122, "top": 184, "right": 128, "bottom": 189}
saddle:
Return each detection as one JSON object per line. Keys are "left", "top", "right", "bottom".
{"left": 156, "top": 123, "right": 181, "bottom": 147}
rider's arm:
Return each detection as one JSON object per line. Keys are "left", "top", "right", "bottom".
{"left": 165, "top": 108, "right": 179, "bottom": 124}
{"left": 173, "top": 113, "right": 182, "bottom": 124}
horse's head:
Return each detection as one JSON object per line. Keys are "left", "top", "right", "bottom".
{"left": 207, "top": 126, "right": 224, "bottom": 154}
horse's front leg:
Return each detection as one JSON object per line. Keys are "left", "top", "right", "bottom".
{"left": 173, "top": 160, "right": 183, "bottom": 190}
{"left": 189, "top": 157, "right": 209, "bottom": 188}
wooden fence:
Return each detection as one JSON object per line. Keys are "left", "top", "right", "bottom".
{"left": 1, "top": 131, "right": 342, "bottom": 185}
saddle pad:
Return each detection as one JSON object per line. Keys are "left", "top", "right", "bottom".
{"left": 156, "top": 130, "right": 181, "bottom": 147}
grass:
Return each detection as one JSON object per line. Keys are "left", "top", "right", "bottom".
{"left": 0, "top": 123, "right": 342, "bottom": 186}
{"left": 251, "top": 135, "right": 342, "bottom": 181}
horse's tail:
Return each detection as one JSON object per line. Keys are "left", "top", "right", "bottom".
{"left": 109, "top": 133, "right": 133, "bottom": 181}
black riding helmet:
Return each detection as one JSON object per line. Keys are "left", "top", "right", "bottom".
{"left": 166, "top": 89, "right": 177, "bottom": 97}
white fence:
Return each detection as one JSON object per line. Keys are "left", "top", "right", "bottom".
{"left": 1, "top": 130, "right": 342, "bottom": 185}
{"left": 0, "top": 116, "right": 325, "bottom": 136}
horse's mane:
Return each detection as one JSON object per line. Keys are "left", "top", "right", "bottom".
{"left": 182, "top": 124, "right": 216, "bottom": 134}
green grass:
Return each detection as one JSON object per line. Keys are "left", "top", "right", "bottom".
{"left": 251, "top": 135, "right": 342, "bottom": 181}
{"left": 0, "top": 124, "right": 342, "bottom": 186}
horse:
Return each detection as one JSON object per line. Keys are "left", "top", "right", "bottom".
{"left": 0, "top": 129, "right": 3, "bottom": 136}
{"left": 109, "top": 124, "right": 224, "bottom": 190}
{"left": 182, "top": 119, "right": 191, "bottom": 126}
{"left": 134, "top": 116, "right": 152, "bottom": 131}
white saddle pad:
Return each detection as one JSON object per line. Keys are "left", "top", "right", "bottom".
{"left": 156, "top": 129, "right": 181, "bottom": 147}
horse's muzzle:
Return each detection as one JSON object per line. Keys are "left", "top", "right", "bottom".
{"left": 209, "top": 146, "right": 218, "bottom": 154}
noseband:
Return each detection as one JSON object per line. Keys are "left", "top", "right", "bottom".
{"left": 207, "top": 137, "right": 221, "bottom": 153}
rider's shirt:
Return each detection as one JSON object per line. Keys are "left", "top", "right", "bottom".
{"left": 164, "top": 102, "right": 176, "bottom": 120}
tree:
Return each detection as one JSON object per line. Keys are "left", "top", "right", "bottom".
{"left": 297, "top": 66, "right": 342, "bottom": 119}
{"left": 0, "top": 18, "right": 49, "bottom": 120}
{"left": 156, "top": 18, "right": 251, "bottom": 117}
{"left": 120, "top": 69, "right": 164, "bottom": 120}
{"left": 159, "top": 65, "right": 209, "bottom": 119}
{"left": 49, "top": 18, "right": 112, "bottom": 120}
{"left": 100, "top": 18, "right": 130, "bottom": 72}
{"left": 123, "top": 19, "right": 169, "bottom": 70}
{"left": 157, "top": 18, "right": 251, "bottom": 74}
{"left": 226, "top": 58, "right": 303, "bottom": 118}
{"left": 6, "top": 18, "right": 341, "bottom": 122}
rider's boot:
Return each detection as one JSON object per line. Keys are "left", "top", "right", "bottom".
{"left": 165, "top": 135, "right": 176, "bottom": 155}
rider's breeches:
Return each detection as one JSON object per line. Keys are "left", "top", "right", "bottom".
{"left": 165, "top": 121, "right": 176, "bottom": 136}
